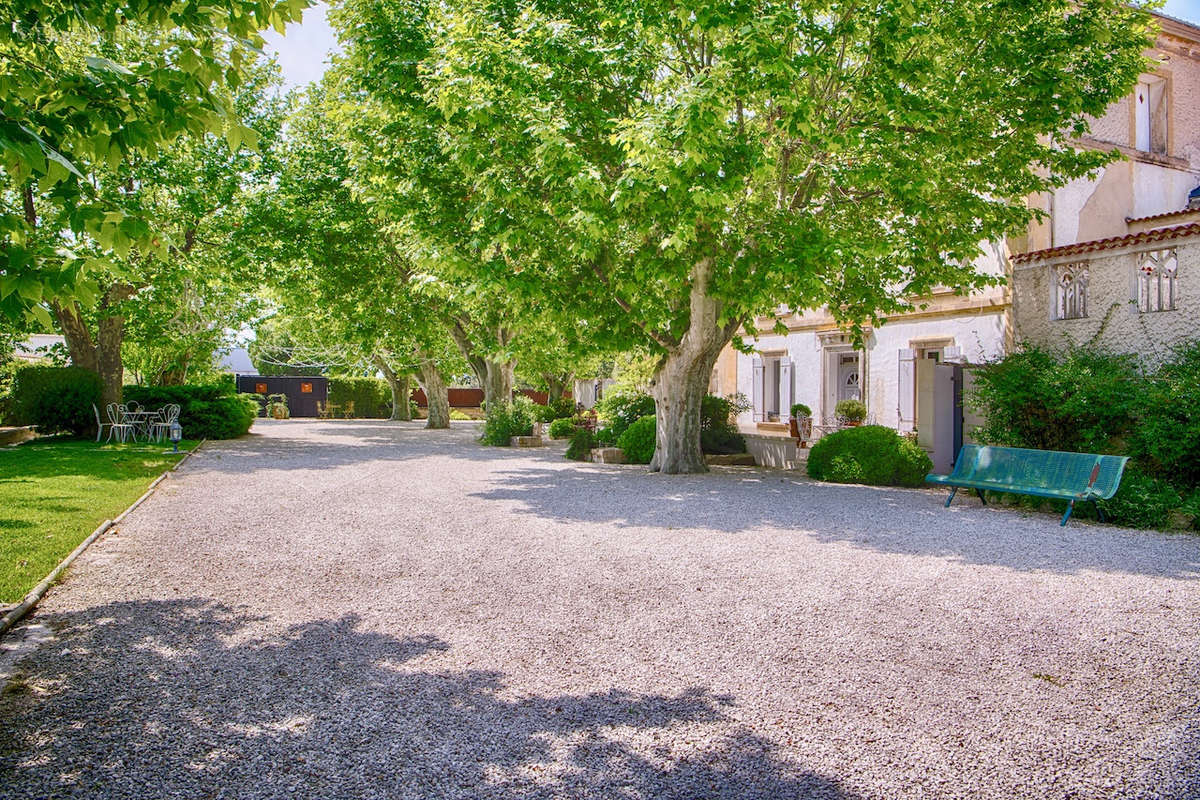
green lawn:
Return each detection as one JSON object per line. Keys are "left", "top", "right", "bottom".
{"left": 0, "top": 437, "right": 197, "bottom": 604}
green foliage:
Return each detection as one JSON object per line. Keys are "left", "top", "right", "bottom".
{"left": 265, "top": 393, "right": 290, "bottom": 419}
{"left": 0, "top": 359, "right": 27, "bottom": 425}
{"left": 595, "top": 426, "right": 618, "bottom": 447}
{"left": 532, "top": 404, "right": 557, "bottom": 424}
{"left": 566, "top": 427, "right": 596, "bottom": 461}
{"left": 834, "top": 399, "right": 867, "bottom": 424}
{"left": 790, "top": 403, "right": 812, "bottom": 418}
{"left": 700, "top": 394, "right": 746, "bottom": 455}
{"left": 329, "top": 377, "right": 392, "bottom": 419}
{"left": 1097, "top": 467, "right": 1182, "bottom": 531}
{"left": 548, "top": 418, "right": 577, "bottom": 439}
{"left": 545, "top": 395, "right": 576, "bottom": 421}
{"left": 596, "top": 392, "right": 656, "bottom": 441}
{"left": 123, "top": 383, "right": 255, "bottom": 440}
{"left": 480, "top": 397, "right": 536, "bottom": 446}
{"left": 971, "top": 347, "right": 1140, "bottom": 454}
{"left": 618, "top": 415, "right": 658, "bottom": 465}
{"left": 1127, "top": 342, "right": 1200, "bottom": 488}
{"left": 449, "top": 409, "right": 472, "bottom": 420}
{"left": 808, "top": 426, "right": 932, "bottom": 487}
{"left": 10, "top": 366, "right": 102, "bottom": 436}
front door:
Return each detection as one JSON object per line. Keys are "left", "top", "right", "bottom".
{"left": 838, "top": 354, "right": 861, "bottom": 403}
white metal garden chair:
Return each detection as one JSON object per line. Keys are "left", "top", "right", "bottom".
{"left": 149, "top": 404, "right": 180, "bottom": 442}
{"left": 106, "top": 403, "right": 135, "bottom": 443}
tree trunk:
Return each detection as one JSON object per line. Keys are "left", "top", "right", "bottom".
{"left": 544, "top": 371, "right": 572, "bottom": 406}
{"left": 482, "top": 359, "right": 514, "bottom": 410}
{"left": 95, "top": 314, "right": 126, "bottom": 409}
{"left": 374, "top": 354, "right": 412, "bottom": 421}
{"left": 52, "top": 286, "right": 135, "bottom": 409}
{"left": 416, "top": 355, "right": 450, "bottom": 429}
{"left": 648, "top": 258, "right": 741, "bottom": 474}
{"left": 157, "top": 351, "right": 191, "bottom": 386}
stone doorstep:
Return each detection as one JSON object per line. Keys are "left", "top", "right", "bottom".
{"left": 705, "top": 453, "right": 757, "bottom": 466}
{"left": 509, "top": 435, "right": 544, "bottom": 447}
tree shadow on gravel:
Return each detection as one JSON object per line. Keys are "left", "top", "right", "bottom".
{"left": 470, "top": 465, "right": 1200, "bottom": 579}
{"left": 0, "top": 599, "right": 858, "bottom": 800}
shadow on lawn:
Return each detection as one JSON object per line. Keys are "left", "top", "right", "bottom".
{"left": 0, "top": 599, "right": 856, "bottom": 800}
{"left": 469, "top": 465, "right": 1200, "bottom": 579}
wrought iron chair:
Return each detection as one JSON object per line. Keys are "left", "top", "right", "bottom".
{"left": 150, "top": 404, "right": 180, "bottom": 442}
{"left": 106, "top": 403, "right": 135, "bottom": 443}
{"left": 93, "top": 404, "right": 112, "bottom": 443}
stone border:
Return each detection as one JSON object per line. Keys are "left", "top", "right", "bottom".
{"left": 0, "top": 440, "right": 205, "bottom": 639}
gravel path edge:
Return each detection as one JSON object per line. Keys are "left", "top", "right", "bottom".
{"left": 0, "top": 440, "right": 205, "bottom": 641}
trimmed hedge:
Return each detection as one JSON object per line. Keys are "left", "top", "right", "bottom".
{"left": 548, "top": 417, "right": 576, "bottom": 438}
{"left": 10, "top": 366, "right": 102, "bottom": 436}
{"left": 124, "top": 383, "right": 257, "bottom": 440}
{"left": 617, "top": 415, "right": 657, "bottom": 464}
{"left": 329, "top": 377, "right": 391, "bottom": 418}
{"left": 807, "top": 425, "right": 931, "bottom": 487}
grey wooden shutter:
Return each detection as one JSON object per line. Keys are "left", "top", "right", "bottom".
{"left": 779, "top": 357, "right": 793, "bottom": 417}
{"left": 752, "top": 357, "right": 764, "bottom": 422}
{"left": 897, "top": 348, "right": 916, "bottom": 432}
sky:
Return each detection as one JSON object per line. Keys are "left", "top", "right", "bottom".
{"left": 264, "top": 1, "right": 1200, "bottom": 92}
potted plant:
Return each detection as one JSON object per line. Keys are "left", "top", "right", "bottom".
{"left": 835, "top": 398, "right": 867, "bottom": 427}
{"left": 789, "top": 402, "right": 813, "bottom": 445}
{"left": 266, "top": 393, "right": 290, "bottom": 420}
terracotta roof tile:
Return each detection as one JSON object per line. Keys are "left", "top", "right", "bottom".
{"left": 1125, "top": 207, "right": 1199, "bottom": 225}
{"left": 1011, "top": 222, "right": 1200, "bottom": 264}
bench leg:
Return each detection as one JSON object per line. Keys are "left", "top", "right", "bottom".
{"left": 944, "top": 487, "right": 958, "bottom": 508}
{"left": 975, "top": 489, "right": 988, "bottom": 506}
{"left": 1093, "top": 500, "right": 1106, "bottom": 523}
{"left": 1060, "top": 500, "right": 1075, "bottom": 526}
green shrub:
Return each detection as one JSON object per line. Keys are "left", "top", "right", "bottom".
{"left": 480, "top": 396, "right": 536, "bottom": 446}
{"left": 595, "top": 391, "right": 656, "bottom": 440}
{"left": 807, "top": 425, "right": 931, "bottom": 487}
{"left": 532, "top": 403, "right": 557, "bottom": 423}
{"left": 124, "top": 383, "right": 257, "bottom": 440}
{"left": 790, "top": 403, "right": 812, "bottom": 418}
{"left": 548, "top": 417, "right": 576, "bottom": 438}
{"left": 328, "top": 376, "right": 391, "bottom": 418}
{"left": 1127, "top": 341, "right": 1200, "bottom": 488}
{"left": 700, "top": 394, "right": 746, "bottom": 454}
{"left": 0, "top": 359, "right": 27, "bottom": 425}
{"left": 265, "top": 393, "right": 290, "bottom": 419}
{"left": 971, "top": 346, "right": 1139, "bottom": 454}
{"left": 184, "top": 394, "right": 259, "bottom": 440}
{"left": 545, "top": 395, "right": 575, "bottom": 421}
{"left": 834, "top": 398, "right": 867, "bottom": 423}
{"left": 10, "top": 366, "right": 102, "bottom": 436}
{"left": 449, "top": 409, "right": 472, "bottom": 420}
{"left": 617, "top": 415, "right": 657, "bottom": 465}
{"left": 1097, "top": 467, "right": 1182, "bottom": 530}
{"left": 566, "top": 427, "right": 595, "bottom": 461}
{"left": 595, "top": 425, "right": 618, "bottom": 447}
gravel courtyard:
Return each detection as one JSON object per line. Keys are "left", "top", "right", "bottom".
{"left": 1, "top": 419, "right": 1197, "bottom": 799}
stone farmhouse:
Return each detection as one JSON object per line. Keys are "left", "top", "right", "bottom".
{"left": 716, "top": 10, "right": 1200, "bottom": 456}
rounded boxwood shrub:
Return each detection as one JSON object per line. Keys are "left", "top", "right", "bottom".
{"left": 11, "top": 366, "right": 102, "bottom": 436}
{"left": 617, "top": 415, "right": 657, "bottom": 465}
{"left": 807, "top": 425, "right": 931, "bottom": 487}
{"left": 595, "top": 391, "right": 656, "bottom": 440}
{"left": 123, "top": 383, "right": 257, "bottom": 440}
{"left": 548, "top": 417, "right": 576, "bottom": 439}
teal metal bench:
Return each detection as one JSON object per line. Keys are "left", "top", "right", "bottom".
{"left": 926, "top": 445, "right": 1129, "bottom": 526}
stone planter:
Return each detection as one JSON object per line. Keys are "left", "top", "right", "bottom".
{"left": 591, "top": 447, "right": 627, "bottom": 464}
{"left": 790, "top": 415, "right": 813, "bottom": 446}
{"left": 510, "top": 435, "right": 543, "bottom": 447}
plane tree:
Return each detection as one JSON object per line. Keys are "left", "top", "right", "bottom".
{"left": 362, "top": 0, "right": 1151, "bottom": 472}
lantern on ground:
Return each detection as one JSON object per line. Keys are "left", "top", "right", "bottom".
{"left": 168, "top": 420, "right": 183, "bottom": 453}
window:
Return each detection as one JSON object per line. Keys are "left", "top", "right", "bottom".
{"left": 1134, "top": 77, "right": 1168, "bottom": 155}
{"left": 301, "top": 382, "right": 313, "bottom": 393}
{"left": 1137, "top": 248, "right": 1178, "bottom": 313}
{"left": 255, "top": 382, "right": 268, "bottom": 394}
{"left": 1054, "top": 264, "right": 1089, "bottom": 320}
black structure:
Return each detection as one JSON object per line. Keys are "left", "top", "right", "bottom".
{"left": 236, "top": 375, "right": 328, "bottom": 418}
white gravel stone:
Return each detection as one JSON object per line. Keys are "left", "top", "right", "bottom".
{"left": 0, "top": 419, "right": 1197, "bottom": 799}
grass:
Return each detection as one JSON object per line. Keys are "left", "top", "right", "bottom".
{"left": 0, "top": 437, "right": 197, "bottom": 604}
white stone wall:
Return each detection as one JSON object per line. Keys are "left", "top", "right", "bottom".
{"left": 735, "top": 309, "right": 1008, "bottom": 432}
{"left": 1013, "top": 238, "right": 1200, "bottom": 365}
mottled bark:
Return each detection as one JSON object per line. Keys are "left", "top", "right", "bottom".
{"left": 648, "top": 258, "right": 740, "bottom": 474}
{"left": 416, "top": 354, "right": 450, "bottom": 429}
{"left": 543, "top": 372, "right": 572, "bottom": 406}
{"left": 157, "top": 351, "right": 192, "bottom": 386}
{"left": 51, "top": 290, "right": 133, "bottom": 409}
{"left": 374, "top": 354, "right": 412, "bottom": 421}
{"left": 447, "top": 320, "right": 514, "bottom": 410}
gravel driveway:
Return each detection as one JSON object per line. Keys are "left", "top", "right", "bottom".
{"left": 1, "top": 419, "right": 1197, "bottom": 799}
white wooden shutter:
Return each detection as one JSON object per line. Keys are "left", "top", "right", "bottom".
{"left": 897, "top": 348, "right": 916, "bottom": 432}
{"left": 752, "top": 357, "right": 764, "bottom": 422}
{"left": 779, "top": 357, "right": 793, "bottom": 417}
{"left": 943, "top": 346, "right": 964, "bottom": 363}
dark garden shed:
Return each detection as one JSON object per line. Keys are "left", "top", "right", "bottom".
{"left": 237, "top": 375, "right": 328, "bottom": 418}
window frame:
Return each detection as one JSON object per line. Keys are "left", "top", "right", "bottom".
{"left": 1136, "top": 247, "right": 1178, "bottom": 314}
{"left": 1053, "top": 263, "right": 1090, "bottom": 321}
